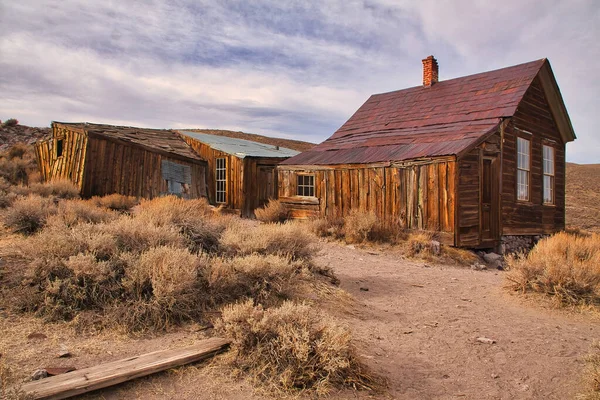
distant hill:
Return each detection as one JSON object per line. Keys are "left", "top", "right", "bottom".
{"left": 183, "top": 129, "right": 315, "bottom": 152}
{"left": 566, "top": 162, "right": 600, "bottom": 232}
{"left": 0, "top": 123, "right": 51, "bottom": 151}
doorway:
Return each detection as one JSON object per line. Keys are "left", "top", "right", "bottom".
{"left": 481, "top": 157, "right": 499, "bottom": 242}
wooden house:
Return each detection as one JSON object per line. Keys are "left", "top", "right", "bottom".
{"left": 278, "top": 57, "right": 576, "bottom": 250}
{"left": 35, "top": 122, "right": 208, "bottom": 199}
{"left": 177, "top": 130, "right": 303, "bottom": 217}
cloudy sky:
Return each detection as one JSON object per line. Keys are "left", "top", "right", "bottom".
{"left": 0, "top": 0, "right": 598, "bottom": 163}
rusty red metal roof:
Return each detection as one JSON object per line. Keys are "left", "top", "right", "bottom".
{"left": 282, "top": 59, "right": 547, "bottom": 165}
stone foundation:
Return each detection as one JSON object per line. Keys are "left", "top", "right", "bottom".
{"left": 500, "top": 235, "right": 549, "bottom": 255}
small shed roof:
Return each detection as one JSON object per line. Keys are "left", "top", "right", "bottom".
{"left": 53, "top": 122, "right": 204, "bottom": 162}
{"left": 178, "top": 131, "right": 299, "bottom": 159}
{"left": 282, "top": 58, "right": 574, "bottom": 166}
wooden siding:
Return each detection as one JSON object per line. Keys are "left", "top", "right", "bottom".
{"left": 34, "top": 125, "right": 88, "bottom": 190}
{"left": 501, "top": 76, "right": 566, "bottom": 235}
{"left": 278, "top": 159, "right": 456, "bottom": 244}
{"left": 81, "top": 136, "right": 206, "bottom": 199}
{"left": 182, "top": 136, "right": 286, "bottom": 217}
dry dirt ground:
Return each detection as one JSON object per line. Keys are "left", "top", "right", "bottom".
{"left": 3, "top": 240, "right": 598, "bottom": 400}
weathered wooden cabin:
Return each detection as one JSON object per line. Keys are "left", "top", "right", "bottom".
{"left": 35, "top": 122, "right": 207, "bottom": 199}
{"left": 278, "top": 57, "right": 576, "bottom": 251}
{"left": 178, "top": 130, "right": 303, "bottom": 217}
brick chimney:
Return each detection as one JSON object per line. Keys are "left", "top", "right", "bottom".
{"left": 422, "top": 55, "right": 439, "bottom": 87}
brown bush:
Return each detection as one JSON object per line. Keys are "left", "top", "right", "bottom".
{"left": 2, "top": 195, "right": 57, "bottom": 234}
{"left": 52, "top": 199, "right": 117, "bottom": 226}
{"left": 342, "top": 210, "right": 394, "bottom": 244}
{"left": 208, "top": 254, "right": 304, "bottom": 305}
{"left": 28, "top": 180, "right": 80, "bottom": 199}
{"left": 580, "top": 342, "right": 600, "bottom": 399}
{"left": 99, "top": 216, "right": 185, "bottom": 253}
{"left": 91, "top": 194, "right": 139, "bottom": 212}
{"left": 0, "top": 157, "right": 30, "bottom": 185}
{"left": 505, "top": 232, "right": 600, "bottom": 306}
{"left": 255, "top": 200, "right": 288, "bottom": 223}
{"left": 216, "top": 300, "right": 380, "bottom": 395}
{"left": 308, "top": 217, "right": 345, "bottom": 239}
{"left": 7, "top": 143, "right": 29, "bottom": 160}
{"left": 221, "top": 221, "right": 317, "bottom": 260}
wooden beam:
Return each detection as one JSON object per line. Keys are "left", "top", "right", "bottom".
{"left": 21, "top": 337, "right": 230, "bottom": 400}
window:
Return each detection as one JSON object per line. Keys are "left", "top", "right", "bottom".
{"left": 55, "top": 139, "right": 64, "bottom": 157}
{"left": 516, "top": 137, "right": 530, "bottom": 201}
{"left": 543, "top": 145, "right": 555, "bottom": 204}
{"left": 161, "top": 160, "right": 191, "bottom": 197}
{"left": 296, "top": 174, "right": 314, "bottom": 197}
{"left": 216, "top": 158, "right": 227, "bottom": 203}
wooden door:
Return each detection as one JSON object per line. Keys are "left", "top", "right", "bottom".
{"left": 258, "top": 165, "right": 276, "bottom": 206}
{"left": 481, "top": 157, "right": 499, "bottom": 242}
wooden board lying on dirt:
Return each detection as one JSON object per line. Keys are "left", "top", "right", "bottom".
{"left": 21, "top": 337, "right": 231, "bottom": 400}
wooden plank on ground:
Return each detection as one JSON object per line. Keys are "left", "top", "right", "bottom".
{"left": 22, "top": 337, "right": 230, "bottom": 400}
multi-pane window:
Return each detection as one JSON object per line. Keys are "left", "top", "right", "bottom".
{"left": 216, "top": 158, "right": 226, "bottom": 203}
{"left": 517, "top": 137, "right": 530, "bottom": 201}
{"left": 296, "top": 174, "right": 315, "bottom": 197}
{"left": 543, "top": 145, "right": 555, "bottom": 204}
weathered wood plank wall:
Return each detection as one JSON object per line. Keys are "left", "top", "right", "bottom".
{"left": 82, "top": 136, "right": 206, "bottom": 199}
{"left": 278, "top": 159, "right": 456, "bottom": 243}
{"left": 501, "top": 76, "right": 566, "bottom": 235}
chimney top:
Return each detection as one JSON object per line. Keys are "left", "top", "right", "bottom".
{"left": 422, "top": 55, "right": 439, "bottom": 87}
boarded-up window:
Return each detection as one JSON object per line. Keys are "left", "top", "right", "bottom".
{"left": 216, "top": 158, "right": 226, "bottom": 203}
{"left": 543, "top": 145, "right": 555, "bottom": 204}
{"left": 296, "top": 174, "right": 314, "bottom": 197}
{"left": 517, "top": 137, "right": 530, "bottom": 201}
{"left": 161, "top": 160, "right": 191, "bottom": 196}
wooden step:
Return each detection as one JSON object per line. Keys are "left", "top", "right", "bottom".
{"left": 21, "top": 337, "right": 231, "bottom": 400}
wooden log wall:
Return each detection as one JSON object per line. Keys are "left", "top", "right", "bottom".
{"left": 501, "top": 76, "right": 566, "bottom": 235}
{"left": 278, "top": 159, "right": 456, "bottom": 244}
{"left": 456, "top": 146, "right": 481, "bottom": 247}
{"left": 34, "top": 125, "right": 88, "bottom": 190}
{"left": 181, "top": 136, "right": 244, "bottom": 209}
{"left": 81, "top": 136, "right": 207, "bottom": 199}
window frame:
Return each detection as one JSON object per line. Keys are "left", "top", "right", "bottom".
{"left": 215, "top": 157, "right": 227, "bottom": 204}
{"left": 516, "top": 136, "right": 531, "bottom": 202}
{"left": 55, "top": 137, "right": 64, "bottom": 158}
{"left": 542, "top": 144, "right": 555, "bottom": 205}
{"left": 296, "top": 173, "right": 315, "bottom": 197}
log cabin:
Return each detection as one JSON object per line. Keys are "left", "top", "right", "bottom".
{"left": 177, "top": 130, "right": 304, "bottom": 217}
{"left": 35, "top": 122, "right": 208, "bottom": 199}
{"left": 278, "top": 57, "right": 576, "bottom": 252}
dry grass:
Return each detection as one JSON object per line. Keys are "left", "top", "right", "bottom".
{"left": 91, "top": 193, "right": 139, "bottom": 212}
{"left": 255, "top": 199, "right": 288, "bottom": 223}
{"left": 579, "top": 342, "right": 600, "bottom": 400}
{"left": 506, "top": 232, "right": 600, "bottom": 307}
{"left": 221, "top": 220, "right": 317, "bottom": 260}
{"left": 216, "top": 300, "right": 381, "bottom": 395}
{"left": 2, "top": 194, "right": 57, "bottom": 234}
{"left": 52, "top": 199, "right": 117, "bottom": 226}
{"left": 308, "top": 216, "right": 345, "bottom": 239}
{"left": 27, "top": 180, "right": 80, "bottom": 199}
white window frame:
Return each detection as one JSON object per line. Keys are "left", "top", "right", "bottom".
{"left": 543, "top": 145, "right": 555, "bottom": 205}
{"left": 516, "top": 137, "right": 530, "bottom": 202}
{"left": 215, "top": 158, "right": 227, "bottom": 204}
{"left": 296, "top": 174, "right": 315, "bottom": 197}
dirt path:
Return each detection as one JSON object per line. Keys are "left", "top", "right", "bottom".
{"left": 316, "top": 241, "right": 599, "bottom": 400}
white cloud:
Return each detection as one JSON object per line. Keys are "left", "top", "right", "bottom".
{"left": 0, "top": 0, "right": 597, "bottom": 162}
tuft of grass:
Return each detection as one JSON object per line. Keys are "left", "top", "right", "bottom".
{"left": 28, "top": 180, "right": 80, "bottom": 199}
{"left": 506, "top": 232, "right": 600, "bottom": 307}
{"left": 91, "top": 194, "right": 139, "bottom": 212}
{"left": 579, "top": 342, "right": 600, "bottom": 400}
{"left": 221, "top": 221, "right": 317, "bottom": 260}
{"left": 343, "top": 210, "right": 378, "bottom": 243}
{"left": 2, "top": 195, "right": 57, "bottom": 234}
{"left": 255, "top": 200, "right": 288, "bottom": 223}
{"left": 216, "top": 300, "right": 381, "bottom": 395}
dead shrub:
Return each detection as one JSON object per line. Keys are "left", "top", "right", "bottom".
{"left": 221, "top": 221, "right": 317, "bottom": 260}
{"left": 0, "top": 157, "right": 30, "bottom": 185}
{"left": 208, "top": 254, "right": 304, "bottom": 305}
{"left": 255, "top": 200, "right": 288, "bottom": 223}
{"left": 216, "top": 300, "right": 380, "bottom": 395}
{"left": 91, "top": 194, "right": 139, "bottom": 212}
{"left": 505, "top": 232, "right": 600, "bottom": 306}
{"left": 580, "top": 342, "right": 600, "bottom": 399}
{"left": 28, "top": 180, "right": 80, "bottom": 199}
{"left": 7, "top": 143, "right": 29, "bottom": 160}
{"left": 308, "top": 217, "right": 345, "bottom": 239}
{"left": 342, "top": 210, "right": 394, "bottom": 244}
{"left": 2, "top": 195, "right": 57, "bottom": 234}
{"left": 0, "top": 191, "right": 17, "bottom": 209}
{"left": 99, "top": 216, "right": 185, "bottom": 253}
{"left": 404, "top": 231, "right": 435, "bottom": 257}
{"left": 53, "top": 199, "right": 116, "bottom": 226}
